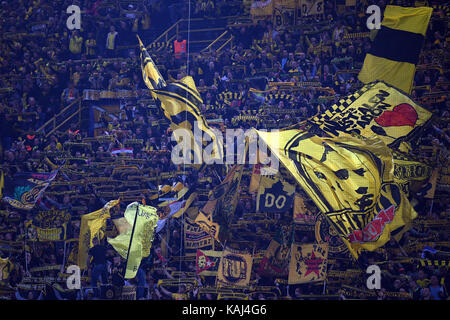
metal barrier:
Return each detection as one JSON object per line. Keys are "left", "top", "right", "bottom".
{"left": 37, "top": 98, "right": 82, "bottom": 138}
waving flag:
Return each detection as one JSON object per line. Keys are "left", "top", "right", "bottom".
{"left": 288, "top": 243, "right": 328, "bottom": 284}
{"left": 151, "top": 76, "right": 224, "bottom": 165}
{"left": 309, "top": 81, "right": 432, "bottom": 149}
{"left": 217, "top": 247, "right": 253, "bottom": 287}
{"left": 78, "top": 200, "right": 120, "bottom": 269}
{"left": 108, "top": 203, "right": 159, "bottom": 278}
{"left": 358, "top": 5, "right": 433, "bottom": 93}
{"left": 199, "top": 165, "right": 244, "bottom": 242}
{"left": 137, "top": 35, "right": 166, "bottom": 98}
{"left": 2, "top": 170, "right": 58, "bottom": 210}
{"left": 138, "top": 36, "right": 223, "bottom": 165}
{"left": 257, "top": 129, "right": 417, "bottom": 259}
{"left": 196, "top": 249, "right": 222, "bottom": 276}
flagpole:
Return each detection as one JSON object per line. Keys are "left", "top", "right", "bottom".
{"left": 123, "top": 203, "right": 140, "bottom": 279}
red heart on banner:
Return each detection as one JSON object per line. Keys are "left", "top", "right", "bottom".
{"left": 26, "top": 135, "right": 35, "bottom": 140}
{"left": 375, "top": 103, "right": 418, "bottom": 127}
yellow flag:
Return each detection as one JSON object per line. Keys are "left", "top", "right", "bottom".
{"left": 0, "top": 256, "right": 13, "bottom": 281}
{"left": 195, "top": 210, "right": 220, "bottom": 241}
{"left": 78, "top": 199, "right": 120, "bottom": 269}
{"left": 137, "top": 35, "right": 166, "bottom": 100}
{"left": 107, "top": 202, "right": 159, "bottom": 279}
{"left": 217, "top": 247, "right": 253, "bottom": 287}
{"left": 172, "top": 191, "right": 197, "bottom": 219}
{"left": 112, "top": 217, "right": 131, "bottom": 235}
{"left": 424, "top": 168, "right": 439, "bottom": 199}
{"left": 151, "top": 76, "right": 224, "bottom": 165}
{"left": 199, "top": 165, "right": 244, "bottom": 242}
{"left": 358, "top": 6, "right": 433, "bottom": 93}
{"left": 257, "top": 129, "right": 417, "bottom": 259}
{"left": 248, "top": 164, "right": 262, "bottom": 194}
{"left": 293, "top": 194, "right": 316, "bottom": 225}
{"left": 309, "top": 81, "right": 433, "bottom": 148}
{"left": 288, "top": 243, "right": 328, "bottom": 284}
{"left": 256, "top": 174, "right": 295, "bottom": 212}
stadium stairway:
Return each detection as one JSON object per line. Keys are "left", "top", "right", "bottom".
{"left": 142, "top": 15, "right": 248, "bottom": 54}
{"left": 37, "top": 14, "right": 252, "bottom": 137}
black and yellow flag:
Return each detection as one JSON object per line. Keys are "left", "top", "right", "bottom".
{"left": 257, "top": 129, "right": 417, "bottom": 259}
{"left": 309, "top": 81, "right": 432, "bottom": 148}
{"left": 288, "top": 243, "right": 328, "bottom": 284}
{"left": 108, "top": 202, "right": 159, "bottom": 279}
{"left": 195, "top": 210, "right": 220, "bottom": 241}
{"left": 78, "top": 199, "right": 120, "bottom": 269}
{"left": 196, "top": 249, "right": 222, "bottom": 276}
{"left": 137, "top": 35, "right": 166, "bottom": 99}
{"left": 358, "top": 5, "right": 433, "bottom": 93}
{"left": 138, "top": 36, "right": 223, "bottom": 165}
{"left": 2, "top": 170, "right": 58, "bottom": 210}
{"left": 217, "top": 247, "right": 253, "bottom": 287}
{"left": 258, "top": 225, "right": 295, "bottom": 277}
{"left": 256, "top": 174, "right": 295, "bottom": 213}
{"left": 293, "top": 194, "right": 317, "bottom": 225}
{"left": 0, "top": 256, "right": 13, "bottom": 281}
{"left": 199, "top": 165, "right": 244, "bottom": 242}
{"left": 392, "top": 150, "right": 432, "bottom": 194}
{"left": 184, "top": 217, "right": 215, "bottom": 256}
{"left": 151, "top": 76, "right": 224, "bottom": 164}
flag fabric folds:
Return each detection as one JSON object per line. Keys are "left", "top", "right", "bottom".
{"left": 194, "top": 211, "right": 220, "bottom": 241}
{"left": 257, "top": 129, "right": 417, "bottom": 259}
{"left": 217, "top": 247, "right": 253, "bottom": 287}
{"left": 256, "top": 174, "right": 295, "bottom": 213}
{"left": 184, "top": 217, "right": 215, "bottom": 256}
{"left": 392, "top": 150, "right": 432, "bottom": 194}
{"left": 2, "top": 170, "right": 58, "bottom": 210}
{"left": 309, "top": 81, "right": 433, "bottom": 149}
{"left": 0, "top": 257, "right": 13, "bottom": 281}
{"left": 196, "top": 249, "right": 222, "bottom": 276}
{"left": 78, "top": 200, "right": 120, "bottom": 269}
{"left": 138, "top": 36, "right": 223, "bottom": 165}
{"left": 258, "top": 225, "right": 295, "bottom": 277}
{"left": 198, "top": 165, "right": 244, "bottom": 242}
{"left": 358, "top": 5, "right": 433, "bottom": 93}
{"left": 293, "top": 194, "right": 316, "bottom": 224}
{"left": 288, "top": 243, "right": 328, "bottom": 284}
{"left": 137, "top": 35, "right": 166, "bottom": 98}
{"left": 249, "top": 164, "right": 262, "bottom": 194}
{"left": 108, "top": 202, "right": 159, "bottom": 279}
{"left": 152, "top": 76, "right": 224, "bottom": 164}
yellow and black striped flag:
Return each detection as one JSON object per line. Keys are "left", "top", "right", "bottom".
{"left": 137, "top": 35, "right": 166, "bottom": 99}
{"left": 152, "top": 76, "right": 224, "bottom": 165}
{"left": 358, "top": 5, "right": 433, "bottom": 94}
{"left": 257, "top": 129, "right": 417, "bottom": 259}
{"left": 138, "top": 36, "right": 223, "bottom": 165}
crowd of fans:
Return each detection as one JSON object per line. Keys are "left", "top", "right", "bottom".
{"left": 0, "top": 0, "right": 449, "bottom": 300}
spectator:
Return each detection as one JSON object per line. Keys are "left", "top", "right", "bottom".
{"left": 106, "top": 25, "right": 119, "bottom": 58}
